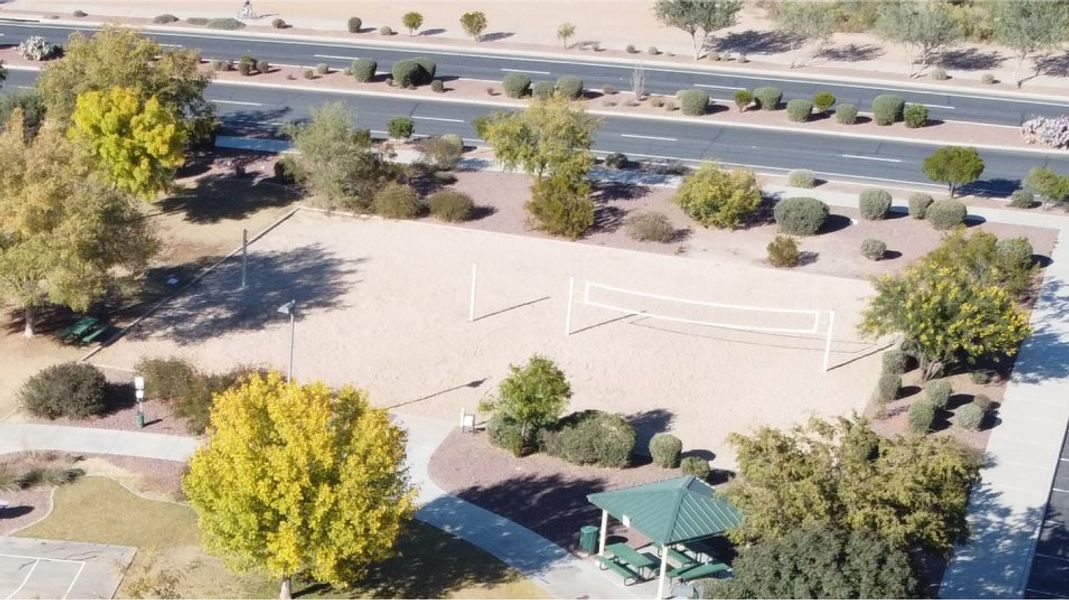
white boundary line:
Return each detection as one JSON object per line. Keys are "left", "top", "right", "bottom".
{"left": 4, "top": 558, "right": 39, "bottom": 600}
{"left": 0, "top": 553, "right": 86, "bottom": 600}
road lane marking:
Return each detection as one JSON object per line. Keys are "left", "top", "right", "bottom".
{"left": 695, "top": 83, "right": 743, "bottom": 91}
{"left": 160, "top": 43, "right": 183, "bottom": 48}
{"left": 841, "top": 154, "right": 903, "bottom": 163}
{"left": 314, "top": 53, "right": 364, "bottom": 60}
{"left": 501, "top": 68, "right": 551, "bottom": 75}
{"left": 212, "top": 99, "right": 265, "bottom": 106}
{"left": 621, "top": 133, "right": 678, "bottom": 142}
{"left": 925, "top": 103, "right": 955, "bottom": 109}
{"left": 412, "top": 116, "right": 465, "bottom": 123}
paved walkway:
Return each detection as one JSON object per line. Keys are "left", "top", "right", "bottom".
{"left": 0, "top": 423, "right": 199, "bottom": 462}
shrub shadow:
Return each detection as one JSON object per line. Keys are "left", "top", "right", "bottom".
{"left": 819, "top": 214, "right": 853, "bottom": 234}
{"left": 883, "top": 250, "right": 904, "bottom": 260}
{"left": 625, "top": 408, "right": 676, "bottom": 453}
{"left": 797, "top": 251, "right": 819, "bottom": 266}
{"left": 421, "top": 28, "right": 446, "bottom": 36}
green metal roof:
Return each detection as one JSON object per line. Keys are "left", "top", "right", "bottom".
{"left": 587, "top": 476, "right": 742, "bottom": 546}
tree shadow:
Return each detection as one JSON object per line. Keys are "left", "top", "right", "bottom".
{"left": 155, "top": 172, "right": 302, "bottom": 224}
{"left": 713, "top": 30, "right": 799, "bottom": 55}
{"left": 959, "top": 178, "right": 1021, "bottom": 198}
{"left": 124, "top": 245, "right": 358, "bottom": 345}
{"left": 625, "top": 408, "right": 677, "bottom": 453}
{"left": 592, "top": 205, "right": 627, "bottom": 234}
{"left": 216, "top": 107, "right": 293, "bottom": 138}
{"left": 818, "top": 43, "right": 884, "bottom": 62}
{"left": 592, "top": 182, "right": 649, "bottom": 202}
{"left": 939, "top": 48, "right": 1005, "bottom": 71}
{"left": 421, "top": 28, "right": 446, "bottom": 36}
{"left": 481, "top": 32, "right": 514, "bottom": 42}
{"left": 1036, "top": 51, "right": 1069, "bottom": 77}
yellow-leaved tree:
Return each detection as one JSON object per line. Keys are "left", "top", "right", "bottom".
{"left": 69, "top": 86, "right": 186, "bottom": 200}
{"left": 183, "top": 372, "right": 416, "bottom": 599}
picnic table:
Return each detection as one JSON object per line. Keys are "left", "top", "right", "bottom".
{"left": 58, "top": 316, "right": 107, "bottom": 345}
{"left": 606, "top": 542, "right": 659, "bottom": 578}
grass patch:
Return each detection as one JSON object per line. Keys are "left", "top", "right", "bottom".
{"left": 18, "top": 477, "right": 545, "bottom": 598}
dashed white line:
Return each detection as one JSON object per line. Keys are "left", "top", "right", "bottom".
{"left": 314, "top": 53, "right": 364, "bottom": 61}
{"left": 925, "top": 103, "right": 956, "bottom": 110}
{"left": 841, "top": 154, "right": 903, "bottom": 163}
{"left": 621, "top": 133, "right": 678, "bottom": 142}
{"left": 160, "top": 43, "right": 183, "bottom": 48}
{"left": 412, "top": 116, "right": 465, "bottom": 123}
{"left": 501, "top": 68, "right": 551, "bottom": 75}
{"left": 211, "top": 99, "right": 265, "bottom": 107}
{"left": 695, "top": 83, "right": 744, "bottom": 91}
{"left": 1054, "top": 487, "right": 1068, "bottom": 493}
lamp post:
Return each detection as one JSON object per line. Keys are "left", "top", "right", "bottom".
{"left": 134, "top": 375, "right": 145, "bottom": 430}
{"left": 277, "top": 300, "right": 296, "bottom": 383}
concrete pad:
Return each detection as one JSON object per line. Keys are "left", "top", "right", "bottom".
{"left": 0, "top": 537, "right": 135, "bottom": 600}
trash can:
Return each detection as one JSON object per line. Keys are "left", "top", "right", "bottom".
{"left": 136, "top": 411, "right": 145, "bottom": 430}
{"left": 579, "top": 525, "right": 599, "bottom": 554}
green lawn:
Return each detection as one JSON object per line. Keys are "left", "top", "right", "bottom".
{"left": 18, "top": 477, "right": 546, "bottom": 599}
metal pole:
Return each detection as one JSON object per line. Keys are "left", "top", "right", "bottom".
{"left": 469, "top": 263, "right": 478, "bottom": 322}
{"left": 564, "top": 276, "right": 575, "bottom": 336}
{"left": 598, "top": 510, "right": 608, "bottom": 556}
{"left": 657, "top": 545, "right": 669, "bottom": 599}
{"left": 822, "top": 310, "right": 836, "bottom": 373}
{"left": 240, "top": 229, "right": 248, "bottom": 289}
{"left": 287, "top": 306, "right": 295, "bottom": 383}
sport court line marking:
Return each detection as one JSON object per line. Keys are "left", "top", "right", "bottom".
{"left": 62, "top": 561, "right": 86, "bottom": 600}
{"left": 621, "top": 133, "right": 678, "bottom": 142}
{"left": 500, "top": 68, "right": 551, "bottom": 75}
{"left": 211, "top": 99, "right": 264, "bottom": 107}
{"left": 841, "top": 154, "right": 903, "bottom": 163}
{"left": 412, "top": 116, "right": 465, "bottom": 123}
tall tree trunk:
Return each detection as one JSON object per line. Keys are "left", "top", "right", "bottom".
{"left": 949, "top": 182, "right": 956, "bottom": 198}
{"left": 279, "top": 576, "right": 292, "bottom": 599}
{"left": 23, "top": 305, "right": 34, "bottom": 338}
{"left": 1015, "top": 53, "right": 1026, "bottom": 89}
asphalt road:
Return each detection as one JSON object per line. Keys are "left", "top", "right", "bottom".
{"left": 3, "top": 67, "right": 1066, "bottom": 195}
{"left": 3, "top": 20, "right": 1069, "bottom": 128}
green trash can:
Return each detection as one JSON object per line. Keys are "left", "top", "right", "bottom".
{"left": 579, "top": 525, "right": 599, "bottom": 554}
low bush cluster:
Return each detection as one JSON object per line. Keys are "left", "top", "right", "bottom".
{"left": 206, "top": 18, "right": 245, "bottom": 30}
{"left": 650, "top": 433, "right": 683, "bottom": 468}
{"left": 427, "top": 190, "right": 474, "bottom": 222}
{"left": 625, "top": 211, "right": 676, "bottom": 242}
{"left": 773, "top": 197, "right": 829, "bottom": 235}
{"left": 17, "top": 36, "right": 60, "bottom": 61}
{"left": 539, "top": 410, "right": 636, "bottom": 468}
{"left": 908, "top": 192, "right": 934, "bottom": 218}
{"left": 20, "top": 362, "right": 108, "bottom": 419}
{"left": 152, "top": 14, "right": 179, "bottom": 24}
{"left": 859, "top": 188, "right": 892, "bottom": 220}
{"left": 135, "top": 358, "right": 262, "bottom": 434}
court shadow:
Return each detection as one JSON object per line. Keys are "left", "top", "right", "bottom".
{"left": 388, "top": 378, "right": 488, "bottom": 409}
{"left": 474, "top": 296, "right": 550, "bottom": 322}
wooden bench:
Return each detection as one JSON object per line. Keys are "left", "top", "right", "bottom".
{"left": 595, "top": 555, "right": 640, "bottom": 585}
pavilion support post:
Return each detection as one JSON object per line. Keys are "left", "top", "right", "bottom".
{"left": 598, "top": 510, "right": 609, "bottom": 555}
{"left": 657, "top": 544, "right": 669, "bottom": 599}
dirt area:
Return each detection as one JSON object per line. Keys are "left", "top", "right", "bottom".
{"left": 5, "top": 1, "right": 1068, "bottom": 95}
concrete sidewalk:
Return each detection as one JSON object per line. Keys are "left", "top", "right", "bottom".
{"left": 0, "top": 423, "right": 199, "bottom": 462}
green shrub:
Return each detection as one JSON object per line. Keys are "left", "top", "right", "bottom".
{"left": 604, "top": 152, "right": 629, "bottom": 169}
{"left": 413, "top": 57, "right": 437, "bottom": 81}
{"left": 303, "top": 68, "right": 315, "bottom": 80}
{"left": 774, "top": 197, "right": 829, "bottom": 235}
{"left": 540, "top": 410, "right": 636, "bottom": 468}
{"left": 931, "top": 67, "right": 949, "bottom": 80}
{"left": 348, "top": 16, "right": 362, "bottom": 32}
{"left": 734, "top": 89, "right": 753, "bottom": 112}
{"left": 315, "top": 63, "right": 330, "bottom": 75}
{"left": 20, "top": 362, "right": 108, "bottom": 419}
{"left": 996, "top": 237, "right": 1034, "bottom": 271}
{"left": 387, "top": 116, "right": 414, "bottom": 139}
{"left": 186, "top": 17, "right": 209, "bottom": 25}
{"left": 972, "top": 394, "right": 994, "bottom": 412}
{"left": 786, "top": 98, "right": 813, "bottom": 122}
{"left": 427, "top": 190, "right": 474, "bottom": 222}
{"left": 859, "top": 188, "right": 893, "bottom": 220}
{"left": 255, "top": 60, "right": 270, "bottom": 74}
{"left": 834, "top": 103, "right": 858, "bottom": 124}
{"left": 648, "top": 46, "right": 660, "bottom": 55}
{"left": 555, "top": 75, "right": 584, "bottom": 100}
{"left": 487, "top": 415, "right": 525, "bottom": 456}
{"left": 152, "top": 14, "right": 179, "bottom": 24}
{"left": 649, "top": 95, "right": 665, "bottom": 107}
{"left": 882, "top": 349, "right": 910, "bottom": 374}
{"left": 626, "top": 211, "right": 676, "bottom": 242}
{"left": 431, "top": 79, "right": 445, "bottom": 93}
{"left": 982, "top": 73, "right": 996, "bottom": 84}
{"left": 503, "top": 73, "right": 532, "bottom": 98}
{"left": 753, "top": 86, "right": 783, "bottom": 110}
{"left": 908, "top": 400, "right": 936, "bottom": 434}
{"left": 861, "top": 238, "right": 887, "bottom": 260}
{"left": 957, "top": 403, "right": 984, "bottom": 431}
{"left": 1009, "top": 190, "right": 1035, "bottom": 208}
{"left": 526, "top": 177, "right": 595, "bottom": 239}
{"left": 273, "top": 156, "right": 300, "bottom": 184}
{"left": 875, "top": 372, "right": 901, "bottom": 403}
{"left": 813, "top": 91, "right": 836, "bottom": 113}
{"left": 392, "top": 60, "right": 420, "bottom": 87}
{"left": 177, "top": 366, "right": 263, "bottom": 434}
{"left": 373, "top": 182, "right": 421, "bottom": 218}
{"left": 350, "top": 58, "right": 377, "bottom": 82}
{"left": 872, "top": 94, "right": 905, "bottom": 126}
{"left": 787, "top": 169, "right": 816, "bottom": 188}
{"left": 925, "top": 199, "right": 967, "bottom": 230}
{"left": 238, "top": 54, "right": 254, "bottom": 76}
{"left": 677, "top": 89, "right": 710, "bottom": 116}
{"left": 272, "top": 18, "right": 287, "bottom": 29}
{"left": 904, "top": 103, "right": 929, "bottom": 128}
{"left": 924, "top": 378, "right": 953, "bottom": 408}
{"left": 471, "top": 113, "right": 495, "bottom": 138}
{"left": 680, "top": 456, "right": 711, "bottom": 479}
{"left": 418, "top": 134, "right": 464, "bottom": 170}
{"left": 673, "top": 164, "right": 762, "bottom": 229}
{"left": 908, "top": 192, "right": 934, "bottom": 219}
{"left": 136, "top": 357, "right": 197, "bottom": 400}
{"left": 767, "top": 235, "right": 801, "bottom": 268}
{"left": 650, "top": 433, "right": 683, "bottom": 468}
{"left": 532, "top": 81, "right": 555, "bottom": 100}
{"left": 626, "top": 44, "right": 638, "bottom": 53}
{"left": 379, "top": 26, "right": 394, "bottom": 35}
{"left": 206, "top": 18, "right": 245, "bottom": 30}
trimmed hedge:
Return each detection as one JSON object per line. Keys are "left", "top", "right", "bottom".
{"left": 925, "top": 378, "right": 953, "bottom": 408}
{"left": 925, "top": 199, "right": 967, "bottom": 230}
{"left": 650, "top": 433, "right": 683, "bottom": 468}
{"left": 908, "top": 192, "right": 934, "bottom": 219}
{"left": 206, "top": 18, "right": 245, "bottom": 30}
{"left": 858, "top": 188, "right": 892, "bottom": 220}
{"left": 786, "top": 98, "right": 813, "bottom": 122}
{"left": 532, "top": 81, "right": 555, "bottom": 100}
{"left": 555, "top": 75, "right": 584, "bottom": 100}
{"left": 681, "top": 456, "right": 711, "bottom": 479}
{"left": 503, "top": 72, "right": 531, "bottom": 98}
{"left": 539, "top": 410, "right": 636, "bottom": 468}
{"left": 427, "top": 190, "right": 474, "bottom": 222}
{"left": 872, "top": 94, "right": 905, "bottom": 126}
{"left": 908, "top": 400, "right": 936, "bottom": 434}
{"left": 348, "top": 16, "right": 363, "bottom": 33}
{"left": 834, "top": 103, "right": 858, "bottom": 124}
{"left": 372, "top": 182, "right": 421, "bottom": 218}
{"left": 875, "top": 372, "right": 901, "bottom": 402}
{"left": 677, "top": 89, "right": 710, "bottom": 116}
{"left": 487, "top": 415, "right": 525, "bottom": 456}
{"left": 1009, "top": 189, "right": 1035, "bottom": 208}
{"left": 957, "top": 403, "right": 984, "bottom": 431}
{"left": 350, "top": 58, "right": 377, "bottom": 82}
{"left": 753, "top": 86, "right": 782, "bottom": 110}
{"left": 773, "top": 197, "right": 829, "bottom": 235}
{"left": 20, "top": 362, "right": 108, "bottom": 419}
{"left": 882, "top": 349, "right": 910, "bottom": 374}
{"left": 904, "top": 103, "right": 929, "bottom": 128}
{"left": 861, "top": 238, "right": 887, "bottom": 260}
{"left": 813, "top": 91, "right": 836, "bottom": 113}
{"left": 787, "top": 169, "right": 816, "bottom": 188}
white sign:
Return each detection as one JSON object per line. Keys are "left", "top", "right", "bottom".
{"left": 622, "top": 514, "right": 631, "bottom": 528}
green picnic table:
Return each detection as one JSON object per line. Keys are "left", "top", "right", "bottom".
{"left": 606, "top": 542, "right": 659, "bottom": 578}
{"left": 58, "top": 316, "right": 107, "bottom": 345}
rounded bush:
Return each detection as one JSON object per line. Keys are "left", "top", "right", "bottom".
{"left": 237, "top": 55, "right": 254, "bottom": 76}
{"left": 834, "top": 103, "right": 858, "bottom": 125}
{"left": 392, "top": 59, "right": 433, "bottom": 87}
{"left": 908, "top": 400, "right": 936, "bottom": 434}
{"left": 924, "top": 378, "right": 953, "bottom": 408}
{"left": 207, "top": 18, "right": 245, "bottom": 30}
{"left": 413, "top": 57, "right": 437, "bottom": 81}
{"left": 861, "top": 238, "right": 887, "bottom": 261}
{"left": 767, "top": 234, "right": 801, "bottom": 268}
{"left": 859, "top": 188, "right": 893, "bottom": 220}
{"left": 153, "top": 14, "right": 179, "bottom": 24}
{"left": 650, "top": 433, "right": 683, "bottom": 468}
{"left": 973, "top": 394, "right": 994, "bottom": 412}
{"left": 487, "top": 415, "right": 525, "bottom": 456}
{"left": 272, "top": 18, "right": 287, "bottom": 29}
{"left": 503, "top": 73, "right": 532, "bottom": 98}
{"left": 625, "top": 211, "right": 675, "bottom": 242}
{"left": 957, "top": 403, "right": 984, "bottom": 431}
{"left": 753, "top": 86, "right": 783, "bottom": 110}
{"left": 303, "top": 68, "right": 315, "bottom": 80}
{"left": 555, "top": 76, "right": 584, "bottom": 100}
{"left": 431, "top": 79, "right": 445, "bottom": 93}
{"left": 387, "top": 116, "right": 414, "bottom": 139}
{"left": 908, "top": 192, "right": 934, "bottom": 219}
{"left": 871, "top": 94, "right": 905, "bottom": 126}
{"left": 373, "top": 183, "right": 421, "bottom": 219}
{"left": 379, "top": 25, "right": 394, "bottom": 36}
{"left": 882, "top": 349, "right": 910, "bottom": 374}
{"left": 427, "top": 190, "right": 474, "bottom": 222}
{"left": 904, "top": 103, "right": 929, "bottom": 128}
{"left": 1009, "top": 189, "right": 1035, "bottom": 208}
{"left": 996, "top": 237, "right": 1034, "bottom": 270}
{"left": 734, "top": 89, "right": 753, "bottom": 112}
{"left": 315, "top": 63, "right": 330, "bottom": 75}
{"left": 626, "top": 44, "right": 638, "bottom": 53}
{"left": 786, "top": 98, "right": 813, "bottom": 122}
{"left": 680, "top": 456, "right": 711, "bottom": 480}
{"left": 350, "top": 58, "right": 377, "bottom": 82}
{"left": 982, "top": 73, "right": 996, "bottom": 84}
{"left": 773, "top": 197, "right": 829, "bottom": 236}
{"left": 931, "top": 67, "right": 949, "bottom": 80}
{"left": 348, "top": 16, "right": 363, "bottom": 32}
{"left": 813, "top": 91, "right": 836, "bottom": 113}
{"left": 647, "top": 46, "right": 660, "bottom": 55}
{"left": 787, "top": 169, "right": 816, "bottom": 188}
{"left": 273, "top": 156, "right": 300, "bottom": 183}
{"left": 925, "top": 199, "right": 967, "bottom": 230}
{"left": 539, "top": 410, "right": 636, "bottom": 468}
{"left": 532, "top": 81, "right": 555, "bottom": 100}
{"left": 649, "top": 95, "right": 665, "bottom": 108}
{"left": 20, "top": 362, "right": 108, "bottom": 419}
{"left": 677, "top": 89, "right": 710, "bottom": 116}
{"left": 604, "top": 152, "right": 629, "bottom": 169}
{"left": 255, "top": 59, "right": 270, "bottom": 74}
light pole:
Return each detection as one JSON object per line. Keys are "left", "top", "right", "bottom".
{"left": 277, "top": 300, "right": 296, "bottom": 383}
{"left": 134, "top": 375, "right": 145, "bottom": 430}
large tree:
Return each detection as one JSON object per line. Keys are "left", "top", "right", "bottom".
{"left": 775, "top": 1, "right": 838, "bottom": 67}
{"left": 480, "top": 355, "right": 571, "bottom": 447}
{"left": 184, "top": 372, "right": 416, "bottom": 600}
{"left": 69, "top": 87, "right": 186, "bottom": 200}
{"left": 0, "top": 113, "right": 158, "bottom": 336}
{"left": 653, "top": 0, "right": 743, "bottom": 59}
{"left": 726, "top": 416, "right": 982, "bottom": 556}
{"left": 875, "top": 1, "right": 962, "bottom": 77}
{"left": 285, "top": 102, "right": 398, "bottom": 211}
{"left": 993, "top": 1, "right": 1069, "bottom": 88}
{"left": 483, "top": 94, "right": 601, "bottom": 182}
{"left": 1024, "top": 166, "right": 1069, "bottom": 206}
{"left": 922, "top": 146, "right": 984, "bottom": 197}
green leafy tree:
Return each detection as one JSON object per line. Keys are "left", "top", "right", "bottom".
{"left": 775, "top": 1, "right": 838, "bottom": 67}
{"left": 923, "top": 229, "right": 1037, "bottom": 301}
{"left": 726, "top": 416, "right": 982, "bottom": 556}
{"left": 184, "top": 372, "right": 416, "bottom": 600}
{"left": 993, "top": 1, "right": 1069, "bottom": 88}
{"left": 653, "top": 0, "right": 743, "bottom": 59}
{"left": 69, "top": 86, "right": 187, "bottom": 199}
{"left": 402, "top": 11, "right": 424, "bottom": 36}
{"left": 673, "top": 162, "right": 762, "bottom": 229}
{"left": 460, "top": 11, "right": 488, "bottom": 42}
{"left": 875, "top": 1, "right": 962, "bottom": 77}
{"left": 480, "top": 355, "right": 571, "bottom": 447}
{"left": 285, "top": 102, "right": 398, "bottom": 211}
{"left": 709, "top": 526, "right": 918, "bottom": 599}
{"left": 1023, "top": 166, "right": 1069, "bottom": 206}
{"left": 0, "top": 113, "right": 158, "bottom": 336}
{"left": 922, "top": 146, "right": 984, "bottom": 197}
{"left": 557, "top": 22, "right": 576, "bottom": 48}
{"left": 484, "top": 94, "right": 601, "bottom": 182}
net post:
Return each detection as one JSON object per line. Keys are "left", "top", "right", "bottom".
{"left": 468, "top": 263, "right": 478, "bottom": 322}
{"left": 564, "top": 276, "right": 575, "bottom": 336}
{"left": 822, "top": 310, "right": 836, "bottom": 372}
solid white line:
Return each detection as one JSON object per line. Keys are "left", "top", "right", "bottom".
{"left": 621, "top": 133, "right": 678, "bottom": 142}
{"left": 1054, "top": 487, "right": 1068, "bottom": 493}
{"left": 501, "top": 68, "right": 551, "bottom": 75}
{"left": 841, "top": 154, "right": 903, "bottom": 163}
{"left": 314, "top": 53, "right": 365, "bottom": 61}
{"left": 695, "top": 83, "right": 744, "bottom": 91}
{"left": 160, "top": 43, "right": 183, "bottom": 48}
{"left": 412, "top": 116, "right": 465, "bottom": 123}
{"left": 6, "top": 559, "right": 40, "bottom": 600}
{"left": 15, "top": 85, "right": 33, "bottom": 90}
{"left": 212, "top": 99, "right": 265, "bottom": 107}
{"left": 925, "top": 103, "right": 956, "bottom": 109}
{"left": 62, "top": 561, "right": 86, "bottom": 599}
